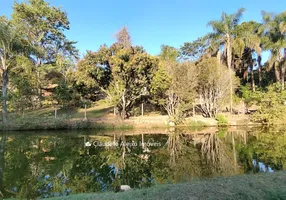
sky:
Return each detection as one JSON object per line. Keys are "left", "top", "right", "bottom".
{"left": 1, "top": 0, "right": 285, "bottom": 57}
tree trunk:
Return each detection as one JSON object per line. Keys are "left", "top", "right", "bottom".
{"left": 0, "top": 136, "right": 7, "bottom": 195}
{"left": 274, "top": 63, "right": 281, "bottom": 83}
{"left": 281, "top": 64, "right": 285, "bottom": 90}
{"left": 192, "top": 104, "right": 195, "bottom": 116}
{"left": 226, "top": 35, "right": 233, "bottom": 113}
{"left": 258, "top": 55, "right": 262, "bottom": 87}
{"left": 2, "top": 70, "right": 8, "bottom": 123}
{"left": 121, "top": 135, "right": 126, "bottom": 168}
{"left": 121, "top": 107, "right": 126, "bottom": 119}
{"left": 121, "top": 93, "right": 126, "bottom": 119}
{"left": 216, "top": 50, "right": 221, "bottom": 64}
{"left": 35, "top": 59, "right": 42, "bottom": 108}
{"left": 232, "top": 133, "right": 237, "bottom": 173}
{"left": 282, "top": 49, "right": 286, "bottom": 90}
{"left": 250, "top": 64, "right": 255, "bottom": 91}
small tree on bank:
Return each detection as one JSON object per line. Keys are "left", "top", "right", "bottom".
{"left": 106, "top": 47, "right": 158, "bottom": 119}
{"left": 151, "top": 61, "right": 198, "bottom": 123}
{"left": 196, "top": 58, "right": 237, "bottom": 118}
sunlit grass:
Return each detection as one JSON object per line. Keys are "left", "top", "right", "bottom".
{"left": 47, "top": 171, "right": 286, "bottom": 200}
{"left": 72, "top": 103, "right": 112, "bottom": 119}
{"left": 15, "top": 100, "right": 112, "bottom": 119}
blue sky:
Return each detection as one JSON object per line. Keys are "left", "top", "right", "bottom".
{"left": 1, "top": 0, "right": 285, "bottom": 57}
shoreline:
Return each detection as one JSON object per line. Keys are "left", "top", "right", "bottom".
{"left": 0, "top": 115, "right": 272, "bottom": 132}
{"left": 1, "top": 112, "right": 283, "bottom": 132}
{"left": 0, "top": 118, "right": 263, "bottom": 132}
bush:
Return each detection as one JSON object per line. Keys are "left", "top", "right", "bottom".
{"left": 251, "top": 84, "right": 286, "bottom": 125}
{"left": 130, "top": 107, "right": 141, "bottom": 116}
{"left": 215, "top": 114, "right": 228, "bottom": 126}
{"left": 239, "top": 84, "right": 260, "bottom": 106}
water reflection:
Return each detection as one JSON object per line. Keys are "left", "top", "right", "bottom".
{"left": 0, "top": 127, "right": 285, "bottom": 199}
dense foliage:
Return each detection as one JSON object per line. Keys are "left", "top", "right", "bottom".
{"left": 0, "top": 1, "right": 285, "bottom": 125}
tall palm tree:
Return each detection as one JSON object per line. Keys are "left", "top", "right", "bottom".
{"left": 279, "top": 13, "right": 286, "bottom": 89}
{"left": 207, "top": 8, "right": 245, "bottom": 113}
{"left": 262, "top": 11, "right": 286, "bottom": 89}
{"left": 233, "top": 21, "right": 262, "bottom": 91}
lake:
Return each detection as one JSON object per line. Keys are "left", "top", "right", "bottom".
{"left": 0, "top": 126, "right": 285, "bottom": 199}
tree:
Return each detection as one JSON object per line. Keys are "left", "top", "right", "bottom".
{"left": 105, "top": 46, "right": 158, "bottom": 118}
{"left": 151, "top": 61, "right": 197, "bottom": 123}
{"left": 115, "top": 27, "right": 131, "bottom": 48}
{"left": 252, "top": 83, "right": 286, "bottom": 124}
{"left": 104, "top": 79, "right": 125, "bottom": 109}
{"left": 0, "top": 17, "right": 27, "bottom": 122}
{"left": 9, "top": 56, "right": 38, "bottom": 113}
{"left": 207, "top": 8, "right": 245, "bottom": 112}
{"left": 233, "top": 21, "right": 262, "bottom": 90}
{"left": 74, "top": 47, "right": 111, "bottom": 101}
{"left": 196, "top": 58, "right": 237, "bottom": 117}
{"left": 180, "top": 35, "right": 217, "bottom": 61}
{"left": 52, "top": 81, "right": 73, "bottom": 107}
{"left": 159, "top": 45, "right": 179, "bottom": 61}
{"left": 151, "top": 46, "right": 197, "bottom": 123}
{"left": 12, "top": 0, "right": 78, "bottom": 105}
{"left": 262, "top": 11, "right": 286, "bottom": 89}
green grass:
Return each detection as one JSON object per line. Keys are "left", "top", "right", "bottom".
{"left": 69, "top": 101, "right": 112, "bottom": 118}
{"left": 1, "top": 101, "right": 119, "bottom": 131}
{"left": 47, "top": 171, "right": 286, "bottom": 200}
{"left": 0, "top": 115, "right": 133, "bottom": 131}
{"left": 18, "top": 101, "right": 112, "bottom": 119}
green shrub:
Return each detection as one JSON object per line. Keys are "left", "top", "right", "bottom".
{"left": 251, "top": 84, "right": 286, "bottom": 125}
{"left": 239, "top": 84, "right": 261, "bottom": 106}
{"left": 130, "top": 107, "right": 141, "bottom": 116}
{"left": 215, "top": 114, "right": 228, "bottom": 126}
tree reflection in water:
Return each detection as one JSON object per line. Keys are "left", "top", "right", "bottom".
{"left": 0, "top": 127, "right": 286, "bottom": 198}
{"left": 0, "top": 136, "right": 6, "bottom": 197}
{"left": 167, "top": 128, "right": 184, "bottom": 167}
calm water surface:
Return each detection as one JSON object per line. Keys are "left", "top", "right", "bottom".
{"left": 0, "top": 126, "right": 285, "bottom": 198}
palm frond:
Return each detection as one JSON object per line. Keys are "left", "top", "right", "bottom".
{"left": 232, "top": 8, "right": 246, "bottom": 26}
{"left": 261, "top": 11, "right": 273, "bottom": 24}
{"left": 232, "top": 38, "right": 245, "bottom": 57}
{"left": 279, "top": 21, "right": 286, "bottom": 34}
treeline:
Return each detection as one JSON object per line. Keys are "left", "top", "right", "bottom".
{"left": 0, "top": 0, "right": 78, "bottom": 123}
{"left": 0, "top": 0, "right": 286, "bottom": 124}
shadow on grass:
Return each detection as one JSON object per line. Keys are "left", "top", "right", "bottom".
{"left": 71, "top": 107, "right": 113, "bottom": 118}
{"left": 89, "top": 107, "right": 113, "bottom": 118}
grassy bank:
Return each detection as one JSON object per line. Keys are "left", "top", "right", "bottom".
{"left": 1, "top": 102, "right": 262, "bottom": 131}
{"left": 0, "top": 116, "right": 133, "bottom": 131}
{"left": 47, "top": 171, "right": 286, "bottom": 200}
